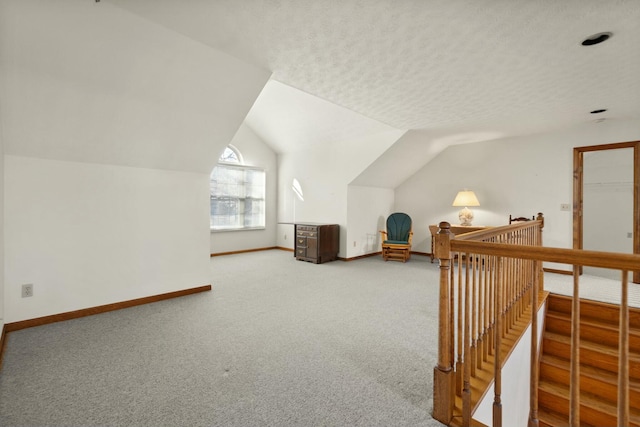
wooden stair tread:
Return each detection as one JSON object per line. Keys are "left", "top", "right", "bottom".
{"left": 540, "top": 353, "right": 640, "bottom": 389}
{"left": 540, "top": 354, "right": 640, "bottom": 406}
{"left": 538, "top": 294, "right": 640, "bottom": 427}
{"left": 543, "top": 331, "right": 640, "bottom": 360}
{"left": 537, "top": 408, "right": 586, "bottom": 427}
{"left": 542, "top": 333, "right": 640, "bottom": 378}
{"left": 546, "top": 310, "right": 640, "bottom": 336}
{"left": 547, "top": 294, "right": 640, "bottom": 328}
{"left": 545, "top": 311, "right": 640, "bottom": 351}
{"left": 539, "top": 380, "right": 640, "bottom": 426}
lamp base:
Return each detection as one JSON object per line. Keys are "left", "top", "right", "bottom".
{"left": 458, "top": 207, "right": 474, "bottom": 226}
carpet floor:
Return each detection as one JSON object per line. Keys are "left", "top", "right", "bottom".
{"left": 0, "top": 251, "right": 445, "bottom": 427}
{"left": 1, "top": 250, "right": 632, "bottom": 426}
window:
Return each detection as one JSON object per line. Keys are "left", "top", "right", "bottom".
{"left": 219, "top": 146, "right": 241, "bottom": 164}
{"left": 210, "top": 146, "right": 265, "bottom": 231}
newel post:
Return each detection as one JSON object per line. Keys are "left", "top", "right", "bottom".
{"left": 433, "top": 222, "right": 455, "bottom": 425}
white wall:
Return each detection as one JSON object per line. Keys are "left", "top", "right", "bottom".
{"left": 346, "top": 186, "right": 394, "bottom": 258}
{"left": 4, "top": 156, "right": 211, "bottom": 323}
{"left": 0, "top": 119, "right": 4, "bottom": 331}
{"left": 396, "top": 119, "right": 640, "bottom": 270}
{"left": 276, "top": 129, "right": 404, "bottom": 256}
{"left": 0, "top": 1, "right": 271, "bottom": 324}
{"left": 210, "top": 124, "right": 278, "bottom": 254}
{"left": 473, "top": 301, "right": 547, "bottom": 427}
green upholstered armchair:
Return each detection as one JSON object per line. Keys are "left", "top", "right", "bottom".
{"left": 379, "top": 212, "right": 413, "bottom": 262}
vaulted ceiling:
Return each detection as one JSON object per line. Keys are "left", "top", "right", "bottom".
{"left": 110, "top": 0, "right": 640, "bottom": 151}
{"left": 5, "top": 1, "right": 639, "bottom": 186}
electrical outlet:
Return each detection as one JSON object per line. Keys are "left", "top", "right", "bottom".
{"left": 628, "top": 232, "right": 633, "bottom": 238}
{"left": 284, "top": 234, "right": 287, "bottom": 240}
{"left": 560, "top": 204, "right": 571, "bottom": 211}
{"left": 353, "top": 241, "right": 356, "bottom": 247}
{"left": 22, "top": 284, "right": 33, "bottom": 298}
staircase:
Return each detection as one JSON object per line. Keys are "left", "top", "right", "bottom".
{"left": 538, "top": 294, "right": 640, "bottom": 426}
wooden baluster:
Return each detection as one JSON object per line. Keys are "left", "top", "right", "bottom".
{"left": 511, "top": 256, "right": 517, "bottom": 328}
{"left": 463, "top": 253, "right": 472, "bottom": 426}
{"left": 450, "top": 257, "right": 455, "bottom": 382}
{"left": 505, "top": 257, "right": 511, "bottom": 335}
{"left": 527, "top": 256, "right": 533, "bottom": 309}
{"left": 512, "top": 256, "right": 517, "bottom": 319}
{"left": 484, "top": 254, "right": 491, "bottom": 361}
{"left": 456, "top": 254, "right": 463, "bottom": 396}
{"left": 519, "top": 258, "right": 524, "bottom": 319}
{"left": 508, "top": 257, "right": 513, "bottom": 333}
{"left": 528, "top": 260, "right": 540, "bottom": 427}
{"left": 618, "top": 270, "right": 630, "bottom": 426}
{"left": 477, "top": 253, "right": 484, "bottom": 371}
{"left": 512, "top": 256, "right": 517, "bottom": 328}
{"left": 488, "top": 255, "right": 495, "bottom": 356}
{"left": 502, "top": 256, "right": 508, "bottom": 339}
{"left": 519, "top": 257, "right": 524, "bottom": 319}
{"left": 501, "top": 255, "right": 507, "bottom": 338}
{"left": 471, "top": 253, "right": 477, "bottom": 378}
{"left": 569, "top": 266, "right": 580, "bottom": 427}
{"left": 516, "top": 257, "right": 521, "bottom": 321}
{"left": 524, "top": 253, "right": 529, "bottom": 314}
{"left": 512, "top": 255, "right": 517, "bottom": 324}
{"left": 433, "top": 222, "right": 454, "bottom": 425}
{"left": 517, "top": 257, "right": 522, "bottom": 321}
{"left": 493, "top": 256, "right": 503, "bottom": 427}
{"left": 536, "top": 213, "right": 544, "bottom": 292}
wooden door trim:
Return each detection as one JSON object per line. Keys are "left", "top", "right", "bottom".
{"left": 573, "top": 141, "right": 640, "bottom": 283}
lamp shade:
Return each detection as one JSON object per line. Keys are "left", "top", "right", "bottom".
{"left": 452, "top": 190, "right": 480, "bottom": 207}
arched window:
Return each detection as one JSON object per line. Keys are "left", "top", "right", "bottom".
{"left": 210, "top": 145, "right": 265, "bottom": 231}
{"left": 218, "top": 145, "right": 242, "bottom": 164}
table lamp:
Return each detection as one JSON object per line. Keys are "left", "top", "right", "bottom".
{"left": 452, "top": 190, "right": 480, "bottom": 226}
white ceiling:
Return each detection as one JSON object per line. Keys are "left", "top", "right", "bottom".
{"left": 0, "top": 0, "right": 271, "bottom": 174}
{"left": 110, "top": 0, "right": 640, "bottom": 164}
{"left": 244, "top": 80, "right": 399, "bottom": 153}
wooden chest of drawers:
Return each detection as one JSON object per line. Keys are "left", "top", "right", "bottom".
{"left": 294, "top": 223, "right": 339, "bottom": 264}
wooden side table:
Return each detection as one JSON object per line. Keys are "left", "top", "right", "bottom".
{"left": 429, "top": 224, "right": 490, "bottom": 262}
{"left": 295, "top": 223, "right": 339, "bottom": 264}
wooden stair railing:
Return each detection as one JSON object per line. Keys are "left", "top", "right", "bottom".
{"left": 433, "top": 215, "right": 545, "bottom": 426}
{"left": 432, "top": 215, "right": 640, "bottom": 427}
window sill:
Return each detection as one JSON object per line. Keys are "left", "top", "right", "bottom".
{"left": 210, "top": 227, "right": 266, "bottom": 233}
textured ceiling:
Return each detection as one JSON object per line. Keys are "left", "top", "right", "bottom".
{"left": 110, "top": 0, "right": 640, "bottom": 158}
{"left": 244, "top": 80, "right": 400, "bottom": 153}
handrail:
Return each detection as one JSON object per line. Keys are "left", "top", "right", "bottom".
{"left": 451, "top": 241, "right": 640, "bottom": 271}
{"left": 454, "top": 215, "right": 543, "bottom": 242}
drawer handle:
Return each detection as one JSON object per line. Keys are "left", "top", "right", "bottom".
{"left": 298, "top": 239, "right": 304, "bottom": 244}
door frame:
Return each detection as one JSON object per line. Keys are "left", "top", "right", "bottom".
{"left": 573, "top": 140, "right": 640, "bottom": 283}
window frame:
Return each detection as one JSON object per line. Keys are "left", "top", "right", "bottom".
{"left": 209, "top": 161, "right": 266, "bottom": 232}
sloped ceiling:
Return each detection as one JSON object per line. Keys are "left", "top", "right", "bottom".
{"left": 0, "top": 0, "right": 270, "bottom": 173}
{"left": 107, "top": 0, "right": 640, "bottom": 186}
{"left": 5, "top": 0, "right": 640, "bottom": 184}
{"left": 244, "top": 80, "right": 400, "bottom": 154}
